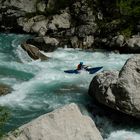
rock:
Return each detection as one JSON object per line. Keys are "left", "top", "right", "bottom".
{"left": 89, "top": 71, "right": 119, "bottom": 106}
{"left": 0, "top": 84, "right": 13, "bottom": 96}
{"left": 83, "top": 36, "right": 94, "bottom": 49}
{"left": 21, "top": 43, "right": 49, "bottom": 61}
{"left": 36, "top": 0, "right": 46, "bottom": 13}
{"left": 26, "top": 37, "right": 58, "bottom": 52}
{"left": 4, "top": 103, "right": 103, "bottom": 140}
{"left": 71, "top": 0, "right": 95, "bottom": 24}
{"left": 31, "top": 19, "right": 48, "bottom": 36}
{"left": 43, "top": 36, "right": 59, "bottom": 46}
{"left": 76, "top": 24, "right": 97, "bottom": 38}
{"left": 3, "top": 0, "right": 38, "bottom": 13}
{"left": 89, "top": 55, "right": 140, "bottom": 118}
{"left": 46, "top": 0, "right": 56, "bottom": 12}
{"left": 113, "top": 55, "right": 140, "bottom": 117}
{"left": 48, "top": 10, "right": 71, "bottom": 30}
{"left": 70, "top": 0, "right": 97, "bottom": 38}
{"left": 70, "top": 36, "right": 79, "bottom": 48}
{"left": 109, "top": 35, "right": 125, "bottom": 49}
{"left": 18, "top": 15, "right": 47, "bottom": 33}
{"left": 126, "top": 37, "right": 140, "bottom": 52}
{"left": 116, "top": 35, "right": 125, "bottom": 47}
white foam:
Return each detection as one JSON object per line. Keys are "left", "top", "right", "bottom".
{"left": 0, "top": 48, "right": 133, "bottom": 111}
{"left": 106, "top": 130, "right": 140, "bottom": 140}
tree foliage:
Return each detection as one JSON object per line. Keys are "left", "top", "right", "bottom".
{"left": 0, "top": 106, "right": 10, "bottom": 138}
{"left": 117, "top": 0, "right": 140, "bottom": 17}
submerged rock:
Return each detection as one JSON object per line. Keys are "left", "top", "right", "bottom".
{"left": 21, "top": 43, "right": 49, "bottom": 61}
{"left": 0, "top": 84, "right": 13, "bottom": 96}
{"left": 4, "top": 103, "right": 103, "bottom": 140}
{"left": 89, "top": 55, "right": 140, "bottom": 119}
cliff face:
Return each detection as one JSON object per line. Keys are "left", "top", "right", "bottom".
{"left": 1, "top": 0, "right": 140, "bottom": 53}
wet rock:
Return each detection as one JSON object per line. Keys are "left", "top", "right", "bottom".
{"left": 26, "top": 37, "right": 58, "bottom": 52}
{"left": 4, "top": 103, "right": 103, "bottom": 140}
{"left": 21, "top": 43, "right": 48, "bottom": 61}
{"left": 89, "top": 55, "right": 140, "bottom": 119}
{"left": 0, "top": 84, "right": 13, "bottom": 96}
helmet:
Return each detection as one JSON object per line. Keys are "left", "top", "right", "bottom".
{"left": 80, "top": 62, "right": 83, "bottom": 65}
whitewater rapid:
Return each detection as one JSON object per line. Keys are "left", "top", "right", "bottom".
{"left": 0, "top": 33, "right": 140, "bottom": 139}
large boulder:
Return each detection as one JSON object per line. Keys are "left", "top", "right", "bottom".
{"left": 89, "top": 55, "right": 140, "bottom": 118}
{"left": 89, "top": 71, "right": 119, "bottom": 107}
{"left": 4, "top": 103, "right": 103, "bottom": 140}
{"left": 21, "top": 43, "right": 49, "bottom": 61}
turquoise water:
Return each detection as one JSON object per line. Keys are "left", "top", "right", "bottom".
{"left": 0, "top": 33, "right": 139, "bottom": 139}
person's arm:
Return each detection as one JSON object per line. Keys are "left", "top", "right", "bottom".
{"left": 83, "top": 65, "right": 88, "bottom": 69}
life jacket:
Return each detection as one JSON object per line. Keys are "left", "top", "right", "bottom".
{"left": 77, "top": 64, "right": 83, "bottom": 70}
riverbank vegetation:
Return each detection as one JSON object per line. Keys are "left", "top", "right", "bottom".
{"left": 0, "top": 106, "right": 10, "bottom": 138}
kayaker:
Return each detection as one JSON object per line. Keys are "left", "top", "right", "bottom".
{"left": 77, "top": 62, "right": 84, "bottom": 70}
{"left": 77, "top": 62, "right": 89, "bottom": 70}
{"left": 77, "top": 62, "right": 90, "bottom": 70}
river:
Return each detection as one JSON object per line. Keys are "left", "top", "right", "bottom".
{"left": 0, "top": 33, "right": 140, "bottom": 140}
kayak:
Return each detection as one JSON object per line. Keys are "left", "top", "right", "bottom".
{"left": 64, "top": 66, "right": 103, "bottom": 74}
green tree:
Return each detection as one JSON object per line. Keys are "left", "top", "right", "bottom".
{"left": 117, "top": 0, "right": 140, "bottom": 17}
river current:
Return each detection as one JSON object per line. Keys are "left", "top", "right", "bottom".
{"left": 0, "top": 33, "right": 140, "bottom": 140}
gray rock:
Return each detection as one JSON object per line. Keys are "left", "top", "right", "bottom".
{"left": 126, "top": 37, "right": 140, "bottom": 51}
{"left": 89, "top": 71, "right": 119, "bottom": 107}
{"left": 70, "top": 36, "right": 79, "bottom": 48}
{"left": 89, "top": 55, "right": 140, "bottom": 118}
{"left": 116, "top": 35, "right": 125, "bottom": 47}
{"left": 36, "top": 0, "right": 46, "bottom": 13}
{"left": 3, "top": 0, "right": 38, "bottom": 13}
{"left": 83, "top": 36, "right": 94, "bottom": 48}
{"left": 71, "top": 0, "right": 95, "bottom": 24}
{"left": 31, "top": 19, "right": 48, "bottom": 36}
{"left": 43, "top": 36, "right": 59, "bottom": 46}
{"left": 76, "top": 24, "right": 97, "bottom": 38}
{"left": 21, "top": 43, "right": 49, "bottom": 61}
{"left": 4, "top": 103, "right": 103, "bottom": 140}
{"left": 110, "top": 35, "right": 125, "bottom": 48}
{"left": 18, "top": 15, "right": 47, "bottom": 33}
{"left": 48, "top": 10, "right": 71, "bottom": 30}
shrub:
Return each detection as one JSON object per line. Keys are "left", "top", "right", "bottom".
{"left": 0, "top": 106, "right": 10, "bottom": 138}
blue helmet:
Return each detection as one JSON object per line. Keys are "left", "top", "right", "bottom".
{"left": 80, "top": 62, "right": 83, "bottom": 65}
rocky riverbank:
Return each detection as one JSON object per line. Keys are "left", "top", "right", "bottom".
{"left": 1, "top": 0, "right": 140, "bottom": 53}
